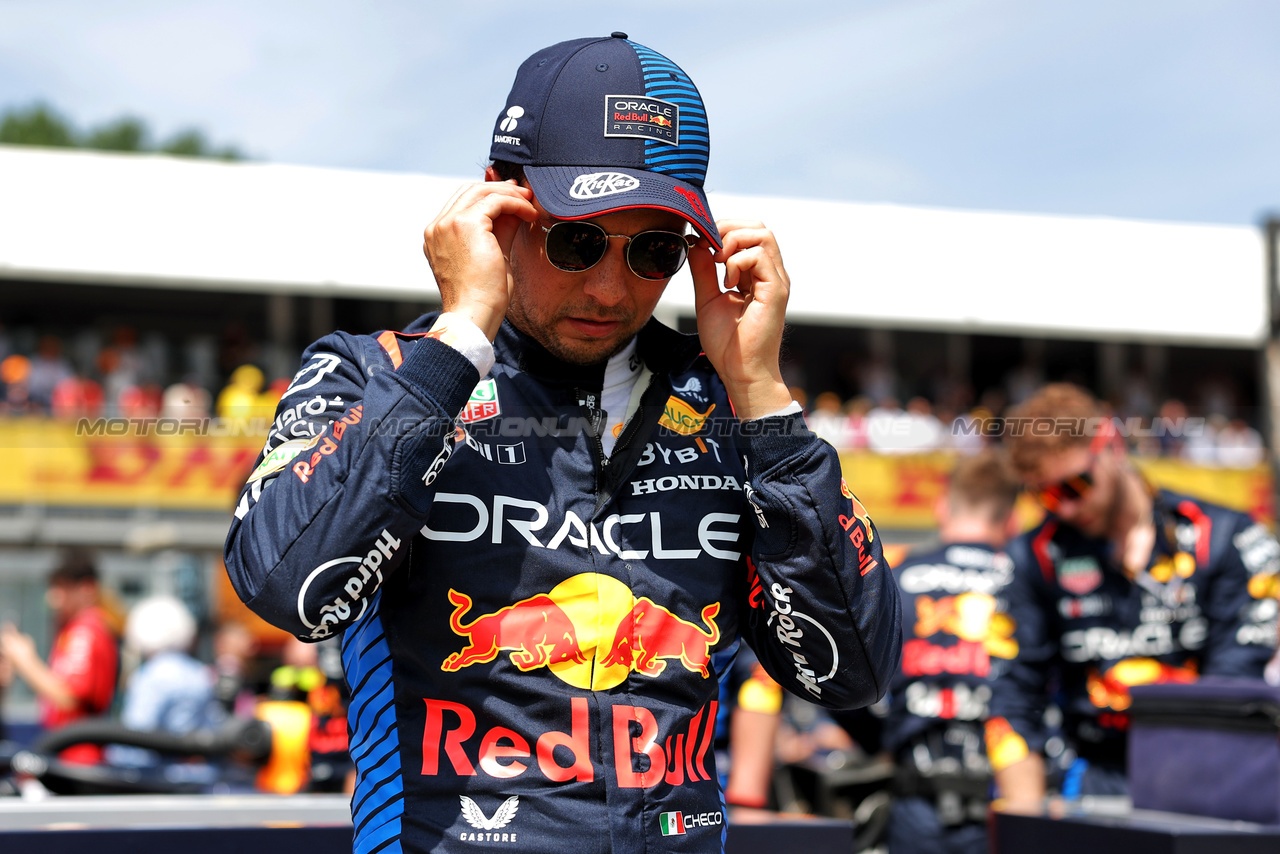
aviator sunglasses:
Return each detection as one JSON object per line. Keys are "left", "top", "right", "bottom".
{"left": 1032, "top": 427, "right": 1117, "bottom": 512}
{"left": 541, "top": 220, "right": 697, "bottom": 280}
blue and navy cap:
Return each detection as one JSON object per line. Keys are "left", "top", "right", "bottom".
{"left": 489, "top": 33, "right": 720, "bottom": 250}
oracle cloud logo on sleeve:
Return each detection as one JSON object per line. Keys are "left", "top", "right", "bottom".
{"left": 282, "top": 353, "right": 342, "bottom": 398}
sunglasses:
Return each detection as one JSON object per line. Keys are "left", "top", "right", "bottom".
{"left": 1034, "top": 465, "right": 1095, "bottom": 513}
{"left": 1033, "top": 428, "right": 1116, "bottom": 512}
{"left": 541, "top": 221, "right": 696, "bottom": 281}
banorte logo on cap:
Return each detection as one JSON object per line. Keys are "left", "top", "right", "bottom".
{"left": 494, "top": 105, "right": 524, "bottom": 146}
{"left": 569, "top": 172, "right": 640, "bottom": 200}
{"left": 441, "top": 573, "right": 721, "bottom": 690}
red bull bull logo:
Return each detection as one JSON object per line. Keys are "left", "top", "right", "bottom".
{"left": 442, "top": 573, "right": 722, "bottom": 690}
{"left": 600, "top": 599, "right": 720, "bottom": 677}
{"left": 914, "top": 593, "right": 994, "bottom": 643}
{"left": 1086, "top": 658, "right": 1198, "bottom": 711}
{"left": 442, "top": 590, "right": 588, "bottom": 672}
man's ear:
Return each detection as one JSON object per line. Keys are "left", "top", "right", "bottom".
{"left": 484, "top": 165, "right": 501, "bottom": 182}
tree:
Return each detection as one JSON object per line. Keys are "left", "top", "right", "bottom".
{"left": 0, "top": 102, "right": 244, "bottom": 160}
{"left": 84, "top": 116, "right": 149, "bottom": 152}
{"left": 0, "top": 103, "right": 76, "bottom": 147}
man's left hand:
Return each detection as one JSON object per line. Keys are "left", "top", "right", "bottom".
{"left": 689, "top": 220, "right": 794, "bottom": 421}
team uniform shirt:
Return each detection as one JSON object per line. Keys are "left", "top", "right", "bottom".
{"left": 225, "top": 315, "right": 902, "bottom": 854}
{"left": 986, "top": 490, "right": 1280, "bottom": 773}
{"left": 44, "top": 607, "right": 118, "bottom": 764}
{"left": 886, "top": 542, "right": 1006, "bottom": 780}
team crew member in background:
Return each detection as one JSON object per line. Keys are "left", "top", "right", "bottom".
{"left": 225, "top": 33, "right": 901, "bottom": 854}
{"left": 885, "top": 449, "right": 1020, "bottom": 854}
{"left": 987, "top": 383, "right": 1279, "bottom": 809}
{"left": 0, "top": 549, "right": 118, "bottom": 764}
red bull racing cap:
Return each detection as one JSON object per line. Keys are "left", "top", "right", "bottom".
{"left": 489, "top": 33, "right": 721, "bottom": 250}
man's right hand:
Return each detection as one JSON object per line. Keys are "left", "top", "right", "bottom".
{"left": 422, "top": 174, "right": 537, "bottom": 341}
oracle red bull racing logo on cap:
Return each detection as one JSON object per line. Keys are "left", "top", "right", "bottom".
{"left": 442, "top": 573, "right": 720, "bottom": 690}
{"left": 604, "top": 95, "right": 679, "bottom": 144}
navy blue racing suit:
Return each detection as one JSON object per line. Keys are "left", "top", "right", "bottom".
{"left": 885, "top": 542, "right": 1006, "bottom": 854}
{"left": 224, "top": 315, "right": 902, "bottom": 854}
{"left": 986, "top": 489, "right": 1279, "bottom": 790}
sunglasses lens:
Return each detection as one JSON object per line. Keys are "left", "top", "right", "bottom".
{"left": 545, "top": 222, "right": 609, "bottom": 272}
{"left": 1036, "top": 469, "right": 1093, "bottom": 511}
{"left": 628, "top": 232, "right": 689, "bottom": 280}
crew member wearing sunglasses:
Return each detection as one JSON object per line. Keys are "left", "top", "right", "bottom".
{"left": 984, "top": 383, "right": 1278, "bottom": 812}
{"left": 226, "top": 34, "right": 901, "bottom": 854}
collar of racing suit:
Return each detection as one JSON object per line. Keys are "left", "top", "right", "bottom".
{"left": 491, "top": 315, "right": 709, "bottom": 386}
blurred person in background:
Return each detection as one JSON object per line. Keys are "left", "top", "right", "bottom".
{"left": 106, "top": 595, "right": 222, "bottom": 777}
{"left": 715, "top": 647, "right": 784, "bottom": 812}
{"left": 161, "top": 376, "right": 213, "bottom": 420}
{"left": 216, "top": 363, "right": 266, "bottom": 419}
{"left": 987, "top": 383, "right": 1279, "bottom": 810}
{"left": 885, "top": 449, "right": 1021, "bottom": 854}
{"left": 116, "top": 595, "right": 221, "bottom": 737}
{"left": 264, "top": 636, "right": 353, "bottom": 793}
{"left": 212, "top": 621, "right": 259, "bottom": 719}
{"left": 0, "top": 548, "right": 118, "bottom": 763}
{"left": 27, "top": 334, "right": 73, "bottom": 413}
{"left": 0, "top": 353, "right": 34, "bottom": 414}
{"left": 808, "top": 390, "right": 854, "bottom": 449}
{"left": 1217, "top": 417, "right": 1265, "bottom": 469}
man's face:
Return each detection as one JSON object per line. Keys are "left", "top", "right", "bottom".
{"left": 45, "top": 580, "right": 91, "bottom": 625}
{"left": 506, "top": 192, "right": 686, "bottom": 366}
{"left": 1027, "top": 444, "right": 1121, "bottom": 538}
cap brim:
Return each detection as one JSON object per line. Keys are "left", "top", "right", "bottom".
{"left": 524, "top": 165, "right": 721, "bottom": 251}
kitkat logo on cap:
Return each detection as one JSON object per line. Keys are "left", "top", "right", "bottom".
{"left": 604, "top": 94, "right": 680, "bottom": 145}
{"left": 569, "top": 172, "right": 641, "bottom": 199}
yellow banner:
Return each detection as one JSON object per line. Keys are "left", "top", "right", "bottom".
{"left": 0, "top": 420, "right": 1272, "bottom": 526}
{"left": 838, "top": 450, "right": 1274, "bottom": 530}
{"left": 0, "top": 418, "right": 262, "bottom": 510}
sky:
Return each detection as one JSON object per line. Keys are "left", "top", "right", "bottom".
{"left": 1, "top": 0, "right": 1277, "bottom": 227}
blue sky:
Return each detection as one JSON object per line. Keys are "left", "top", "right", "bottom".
{"left": 1, "top": 0, "right": 1276, "bottom": 226}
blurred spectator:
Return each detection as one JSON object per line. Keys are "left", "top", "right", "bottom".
{"left": 844, "top": 395, "right": 874, "bottom": 450}
{"left": 1217, "top": 418, "right": 1265, "bottom": 468}
{"left": 809, "top": 391, "right": 854, "bottom": 449}
{"left": 0, "top": 354, "right": 34, "bottom": 414}
{"left": 216, "top": 364, "right": 266, "bottom": 419}
{"left": 867, "top": 397, "right": 945, "bottom": 454}
{"left": 858, "top": 355, "right": 897, "bottom": 404}
{"left": 162, "top": 378, "right": 213, "bottom": 420}
{"left": 106, "top": 596, "right": 222, "bottom": 774}
{"left": 118, "top": 595, "right": 221, "bottom": 736}
{"left": 1155, "top": 399, "right": 1189, "bottom": 458}
{"left": 263, "top": 636, "right": 354, "bottom": 794}
{"left": 717, "top": 648, "right": 784, "bottom": 811}
{"left": 1183, "top": 413, "right": 1225, "bottom": 466}
{"left": 0, "top": 549, "right": 118, "bottom": 764}
{"left": 50, "top": 374, "right": 105, "bottom": 419}
{"left": 866, "top": 397, "right": 905, "bottom": 454}
{"left": 27, "top": 335, "right": 73, "bottom": 411}
{"left": 948, "top": 406, "right": 989, "bottom": 455}
{"left": 213, "top": 621, "right": 259, "bottom": 719}
{"left": 1004, "top": 358, "right": 1043, "bottom": 406}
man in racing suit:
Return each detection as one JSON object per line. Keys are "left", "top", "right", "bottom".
{"left": 885, "top": 449, "right": 1020, "bottom": 854}
{"left": 224, "top": 34, "right": 901, "bottom": 854}
{"left": 986, "top": 383, "right": 1279, "bottom": 809}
